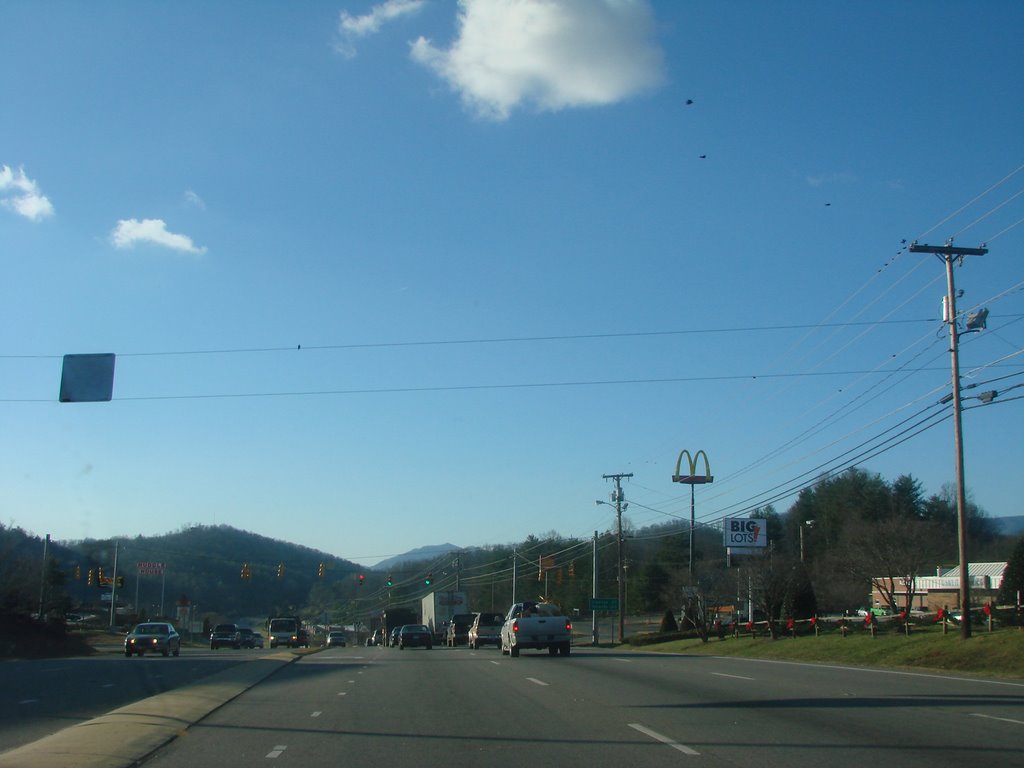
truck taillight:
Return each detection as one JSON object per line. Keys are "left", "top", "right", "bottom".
{"left": 565, "top": 621, "right": 572, "bottom": 631}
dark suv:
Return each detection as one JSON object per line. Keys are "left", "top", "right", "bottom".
{"left": 210, "top": 623, "right": 241, "bottom": 650}
{"left": 445, "top": 613, "right": 475, "bottom": 646}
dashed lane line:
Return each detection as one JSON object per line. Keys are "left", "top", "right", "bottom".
{"left": 970, "top": 713, "right": 1024, "bottom": 726}
{"left": 266, "top": 745, "right": 287, "bottom": 758}
{"left": 628, "top": 723, "right": 700, "bottom": 756}
{"left": 711, "top": 672, "right": 755, "bottom": 681}
{"left": 526, "top": 678, "right": 549, "bottom": 686}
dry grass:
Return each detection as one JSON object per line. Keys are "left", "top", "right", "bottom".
{"left": 633, "top": 625, "right": 1024, "bottom": 679}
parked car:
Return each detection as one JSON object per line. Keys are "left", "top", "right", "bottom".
{"left": 326, "top": 631, "right": 347, "bottom": 647}
{"left": 398, "top": 624, "right": 433, "bottom": 650}
{"left": 468, "top": 611, "right": 504, "bottom": 649}
{"left": 366, "top": 629, "right": 382, "bottom": 646}
{"left": 210, "top": 623, "right": 241, "bottom": 650}
{"left": 251, "top": 631, "right": 265, "bottom": 648}
{"left": 445, "top": 613, "right": 475, "bottom": 646}
{"left": 125, "top": 622, "right": 180, "bottom": 657}
{"left": 389, "top": 626, "right": 402, "bottom": 647}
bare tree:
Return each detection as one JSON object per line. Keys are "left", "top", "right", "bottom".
{"left": 841, "top": 517, "right": 947, "bottom": 612}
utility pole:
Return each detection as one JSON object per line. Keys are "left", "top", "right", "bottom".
{"left": 108, "top": 540, "right": 120, "bottom": 629}
{"left": 592, "top": 530, "right": 599, "bottom": 646}
{"left": 603, "top": 472, "right": 632, "bottom": 643}
{"left": 38, "top": 533, "right": 50, "bottom": 619}
{"left": 909, "top": 240, "right": 988, "bottom": 640}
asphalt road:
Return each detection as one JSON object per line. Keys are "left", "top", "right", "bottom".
{"left": 136, "top": 644, "right": 1024, "bottom": 768}
{"left": 0, "top": 646, "right": 267, "bottom": 754}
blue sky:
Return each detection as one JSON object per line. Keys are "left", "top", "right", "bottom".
{"left": 2, "top": 1, "right": 1022, "bottom": 566}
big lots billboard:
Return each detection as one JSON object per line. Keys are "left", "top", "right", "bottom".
{"left": 723, "top": 518, "right": 768, "bottom": 548}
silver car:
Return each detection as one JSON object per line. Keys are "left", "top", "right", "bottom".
{"left": 125, "top": 622, "right": 181, "bottom": 657}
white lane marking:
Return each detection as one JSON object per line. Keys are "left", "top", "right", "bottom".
{"left": 526, "top": 677, "right": 549, "bottom": 686}
{"left": 311, "top": 711, "right": 321, "bottom": 718}
{"left": 628, "top": 723, "right": 700, "bottom": 755}
{"left": 19, "top": 699, "right": 39, "bottom": 705}
{"left": 266, "top": 745, "right": 287, "bottom": 758}
{"left": 613, "top": 658, "right": 632, "bottom": 663}
{"left": 489, "top": 661, "right": 501, "bottom": 666}
{"left": 713, "top": 656, "right": 1024, "bottom": 688}
{"left": 971, "top": 713, "right": 1024, "bottom": 726}
{"left": 337, "top": 691, "right": 348, "bottom": 696}
{"left": 712, "top": 672, "right": 755, "bottom": 681}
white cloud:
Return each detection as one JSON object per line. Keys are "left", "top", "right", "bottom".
{"left": 410, "top": 0, "right": 665, "bottom": 120}
{"left": 184, "top": 189, "right": 206, "bottom": 209}
{"left": 337, "top": 0, "right": 426, "bottom": 58}
{"left": 0, "top": 164, "right": 55, "bottom": 221}
{"left": 110, "top": 218, "right": 207, "bottom": 255}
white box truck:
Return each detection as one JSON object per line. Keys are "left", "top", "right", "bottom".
{"left": 421, "top": 591, "right": 470, "bottom": 642}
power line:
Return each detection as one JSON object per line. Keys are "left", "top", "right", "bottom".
{"left": 0, "top": 318, "right": 939, "bottom": 361}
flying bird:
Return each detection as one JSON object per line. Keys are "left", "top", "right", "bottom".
{"left": 699, "top": 154, "right": 707, "bottom": 159}
{"left": 685, "top": 99, "right": 694, "bottom": 105}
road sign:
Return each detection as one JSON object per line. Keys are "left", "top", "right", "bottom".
{"left": 590, "top": 597, "right": 619, "bottom": 611}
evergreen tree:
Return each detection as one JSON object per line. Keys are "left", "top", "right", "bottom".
{"left": 997, "top": 537, "right": 1024, "bottom": 606}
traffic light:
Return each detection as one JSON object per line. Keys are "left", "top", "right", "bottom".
{"left": 241, "top": 562, "right": 251, "bottom": 580}
{"left": 568, "top": 561, "right": 576, "bottom": 578}
{"left": 98, "top": 567, "right": 105, "bottom": 581}
{"left": 74, "top": 565, "right": 81, "bottom": 580}
{"left": 116, "top": 575, "right": 125, "bottom": 588}
{"left": 277, "top": 562, "right": 285, "bottom": 578}
{"left": 386, "top": 575, "right": 393, "bottom": 587}
{"left": 424, "top": 573, "right": 432, "bottom": 586}
{"left": 318, "top": 562, "right": 325, "bottom": 578}
{"left": 358, "top": 573, "right": 365, "bottom": 587}
{"left": 87, "top": 569, "right": 95, "bottom": 586}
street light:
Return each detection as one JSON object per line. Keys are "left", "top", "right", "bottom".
{"left": 799, "top": 520, "right": 815, "bottom": 563}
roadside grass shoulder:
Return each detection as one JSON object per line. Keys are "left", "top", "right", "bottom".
{"left": 631, "top": 628, "right": 1024, "bottom": 680}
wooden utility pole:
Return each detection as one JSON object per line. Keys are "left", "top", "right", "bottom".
{"left": 603, "top": 472, "right": 632, "bottom": 643}
{"left": 909, "top": 240, "right": 988, "bottom": 640}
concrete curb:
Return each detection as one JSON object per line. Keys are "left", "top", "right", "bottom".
{"left": 0, "top": 651, "right": 298, "bottom": 768}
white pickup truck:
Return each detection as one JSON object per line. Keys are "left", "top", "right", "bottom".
{"left": 500, "top": 600, "right": 572, "bottom": 657}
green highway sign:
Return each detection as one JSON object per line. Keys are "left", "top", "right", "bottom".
{"left": 589, "top": 597, "right": 619, "bottom": 611}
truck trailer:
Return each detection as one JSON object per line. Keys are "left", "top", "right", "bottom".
{"left": 421, "top": 591, "right": 470, "bottom": 642}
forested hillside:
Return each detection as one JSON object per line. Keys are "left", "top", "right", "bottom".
{"left": 3, "top": 468, "right": 1020, "bottom": 636}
